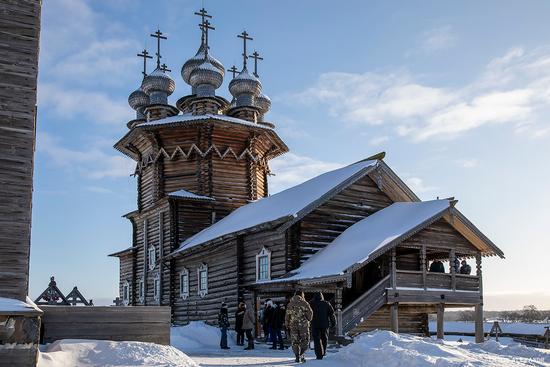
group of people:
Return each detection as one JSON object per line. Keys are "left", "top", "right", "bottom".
{"left": 429, "top": 259, "right": 472, "bottom": 274}
{"left": 216, "top": 291, "right": 336, "bottom": 363}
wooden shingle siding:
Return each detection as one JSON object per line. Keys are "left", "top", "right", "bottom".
{"left": 0, "top": 0, "right": 41, "bottom": 301}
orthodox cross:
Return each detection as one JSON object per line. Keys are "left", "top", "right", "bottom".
{"left": 199, "top": 19, "right": 215, "bottom": 49}
{"left": 194, "top": 8, "right": 212, "bottom": 44}
{"left": 227, "top": 65, "right": 238, "bottom": 78}
{"left": 150, "top": 29, "right": 167, "bottom": 69}
{"left": 137, "top": 49, "right": 153, "bottom": 76}
{"left": 160, "top": 63, "right": 171, "bottom": 73}
{"left": 237, "top": 31, "right": 253, "bottom": 68}
{"left": 249, "top": 51, "right": 263, "bottom": 77}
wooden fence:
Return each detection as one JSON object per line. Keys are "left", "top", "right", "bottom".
{"left": 40, "top": 306, "right": 171, "bottom": 345}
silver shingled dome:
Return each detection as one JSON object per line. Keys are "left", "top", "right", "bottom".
{"left": 189, "top": 58, "right": 224, "bottom": 89}
{"left": 128, "top": 87, "right": 150, "bottom": 111}
{"left": 255, "top": 92, "right": 271, "bottom": 114}
{"left": 141, "top": 67, "right": 176, "bottom": 96}
{"left": 181, "top": 43, "right": 224, "bottom": 85}
{"left": 228, "top": 67, "right": 262, "bottom": 98}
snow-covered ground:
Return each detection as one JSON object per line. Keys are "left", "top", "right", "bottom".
{"left": 37, "top": 322, "right": 550, "bottom": 366}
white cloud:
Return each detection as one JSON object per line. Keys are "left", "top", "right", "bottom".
{"left": 38, "top": 83, "right": 132, "bottom": 125}
{"left": 38, "top": 133, "right": 134, "bottom": 179}
{"left": 269, "top": 153, "right": 342, "bottom": 193}
{"left": 420, "top": 25, "right": 457, "bottom": 52}
{"left": 405, "top": 177, "right": 438, "bottom": 194}
{"left": 288, "top": 47, "right": 550, "bottom": 141}
{"left": 455, "top": 158, "right": 479, "bottom": 169}
{"left": 368, "top": 136, "right": 390, "bottom": 146}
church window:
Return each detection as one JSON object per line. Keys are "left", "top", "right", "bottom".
{"left": 180, "top": 268, "right": 189, "bottom": 299}
{"left": 148, "top": 246, "right": 156, "bottom": 270}
{"left": 153, "top": 274, "right": 160, "bottom": 302}
{"left": 197, "top": 263, "right": 208, "bottom": 297}
{"left": 138, "top": 278, "right": 144, "bottom": 302}
{"left": 256, "top": 247, "right": 271, "bottom": 282}
{"left": 122, "top": 280, "right": 130, "bottom": 305}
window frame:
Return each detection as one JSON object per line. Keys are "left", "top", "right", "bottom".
{"left": 122, "top": 280, "right": 130, "bottom": 306}
{"left": 255, "top": 247, "right": 272, "bottom": 282}
{"left": 197, "top": 263, "right": 208, "bottom": 297}
{"left": 138, "top": 278, "right": 144, "bottom": 302}
{"left": 148, "top": 246, "right": 156, "bottom": 270}
{"left": 153, "top": 274, "right": 160, "bottom": 302}
{"left": 180, "top": 268, "right": 189, "bottom": 299}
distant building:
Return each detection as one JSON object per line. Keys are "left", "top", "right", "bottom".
{"left": 110, "top": 8, "right": 503, "bottom": 342}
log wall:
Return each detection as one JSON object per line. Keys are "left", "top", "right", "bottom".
{"left": 0, "top": 0, "right": 41, "bottom": 302}
{"left": 40, "top": 306, "right": 171, "bottom": 345}
{"left": 349, "top": 305, "right": 433, "bottom": 336}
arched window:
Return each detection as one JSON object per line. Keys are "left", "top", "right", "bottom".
{"left": 256, "top": 247, "right": 271, "bottom": 282}
{"left": 197, "top": 263, "right": 208, "bottom": 297}
{"left": 122, "top": 280, "right": 130, "bottom": 306}
{"left": 180, "top": 268, "right": 189, "bottom": 299}
{"left": 148, "top": 246, "right": 156, "bottom": 270}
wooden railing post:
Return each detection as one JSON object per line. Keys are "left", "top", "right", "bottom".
{"left": 335, "top": 287, "right": 343, "bottom": 337}
{"left": 390, "top": 302, "right": 399, "bottom": 333}
{"left": 475, "top": 303, "right": 484, "bottom": 343}
{"left": 421, "top": 244, "right": 427, "bottom": 291}
{"left": 450, "top": 249, "right": 456, "bottom": 291}
{"left": 391, "top": 248, "right": 397, "bottom": 290}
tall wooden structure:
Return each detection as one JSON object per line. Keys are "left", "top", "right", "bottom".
{"left": 111, "top": 8, "right": 503, "bottom": 343}
{"left": 0, "top": 1, "right": 43, "bottom": 365}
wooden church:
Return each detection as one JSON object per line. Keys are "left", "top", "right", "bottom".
{"left": 110, "top": 8, "right": 503, "bottom": 342}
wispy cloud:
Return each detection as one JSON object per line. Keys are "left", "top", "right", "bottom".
{"left": 287, "top": 47, "right": 550, "bottom": 142}
{"left": 405, "top": 177, "right": 438, "bottom": 194}
{"left": 269, "top": 153, "right": 342, "bottom": 193}
{"left": 38, "top": 133, "right": 135, "bottom": 179}
{"left": 420, "top": 25, "right": 457, "bottom": 52}
{"left": 455, "top": 158, "right": 479, "bottom": 169}
{"left": 369, "top": 136, "right": 390, "bottom": 146}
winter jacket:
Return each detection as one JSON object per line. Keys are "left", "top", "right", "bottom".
{"left": 310, "top": 293, "right": 336, "bottom": 329}
{"left": 218, "top": 308, "right": 230, "bottom": 329}
{"left": 271, "top": 305, "right": 285, "bottom": 329}
{"left": 429, "top": 260, "right": 445, "bottom": 273}
{"left": 263, "top": 305, "right": 274, "bottom": 327}
{"left": 242, "top": 307, "right": 255, "bottom": 330}
{"left": 235, "top": 309, "right": 245, "bottom": 331}
{"left": 460, "top": 264, "right": 472, "bottom": 275}
{"left": 285, "top": 294, "right": 313, "bottom": 330}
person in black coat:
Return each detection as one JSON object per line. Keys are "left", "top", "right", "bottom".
{"left": 270, "top": 302, "right": 285, "bottom": 350}
{"left": 217, "top": 303, "right": 230, "bottom": 350}
{"left": 235, "top": 302, "right": 245, "bottom": 346}
{"left": 310, "top": 292, "right": 336, "bottom": 360}
{"left": 429, "top": 260, "right": 445, "bottom": 273}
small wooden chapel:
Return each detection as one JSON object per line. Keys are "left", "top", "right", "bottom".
{"left": 109, "top": 8, "right": 504, "bottom": 342}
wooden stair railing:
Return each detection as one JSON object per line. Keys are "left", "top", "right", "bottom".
{"left": 341, "top": 275, "right": 390, "bottom": 335}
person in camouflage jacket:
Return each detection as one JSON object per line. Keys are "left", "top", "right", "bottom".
{"left": 285, "top": 291, "right": 313, "bottom": 363}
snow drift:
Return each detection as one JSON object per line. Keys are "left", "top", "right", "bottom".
{"left": 38, "top": 339, "right": 198, "bottom": 367}
{"left": 171, "top": 321, "right": 235, "bottom": 351}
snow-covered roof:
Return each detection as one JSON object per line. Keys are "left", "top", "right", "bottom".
{"left": 0, "top": 296, "right": 42, "bottom": 315}
{"left": 136, "top": 113, "right": 273, "bottom": 130}
{"left": 275, "top": 199, "right": 452, "bottom": 282}
{"left": 174, "top": 159, "right": 378, "bottom": 254}
{"left": 168, "top": 189, "right": 215, "bottom": 201}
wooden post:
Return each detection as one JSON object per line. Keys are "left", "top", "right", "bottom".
{"left": 450, "top": 249, "right": 456, "bottom": 291}
{"left": 335, "top": 287, "right": 343, "bottom": 337}
{"left": 390, "top": 302, "right": 399, "bottom": 333}
{"left": 476, "top": 252, "right": 483, "bottom": 294}
{"left": 544, "top": 326, "right": 549, "bottom": 349}
{"left": 143, "top": 218, "right": 148, "bottom": 305}
{"left": 421, "top": 244, "right": 427, "bottom": 291}
{"left": 391, "top": 248, "right": 397, "bottom": 290}
{"left": 475, "top": 303, "right": 484, "bottom": 343}
{"left": 436, "top": 303, "right": 444, "bottom": 339}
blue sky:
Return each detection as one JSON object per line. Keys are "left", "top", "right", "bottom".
{"left": 31, "top": 0, "right": 550, "bottom": 309}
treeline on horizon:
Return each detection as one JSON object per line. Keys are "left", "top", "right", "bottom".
{"left": 443, "top": 305, "right": 550, "bottom": 322}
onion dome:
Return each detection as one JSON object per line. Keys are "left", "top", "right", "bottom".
{"left": 128, "top": 87, "right": 150, "bottom": 112}
{"left": 181, "top": 43, "right": 224, "bottom": 86}
{"left": 141, "top": 67, "right": 175, "bottom": 104}
{"left": 255, "top": 92, "right": 271, "bottom": 114}
{"left": 228, "top": 67, "right": 262, "bottom": 107}
{"left": 189, "top": 58, "right": 224, "bottom": 97}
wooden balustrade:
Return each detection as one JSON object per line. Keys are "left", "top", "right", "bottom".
{"left": 395, "top": 270, "right": 480, "bottom": 292}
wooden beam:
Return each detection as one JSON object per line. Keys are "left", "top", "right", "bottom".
{"left": 391, "top": 248, "right": 397, "bottom": 290}
{"left": 450, "top": 249, "right": 456, "bottom": 291}
{"left": 335, "top": 287, "right": 343, "bottom": 337}
{"left": 421, "top": 244, "right": 427, "bottom": 291}
{"left": 390, "top": 303, "right": 399, "bottom": 333}
{"left": 437, "top": 303, "right": 444, "bottom": 339}
{"left": 475, "top": 303, "right": 484, "bottom": 343}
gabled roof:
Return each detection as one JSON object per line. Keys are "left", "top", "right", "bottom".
{"left": 171, "top": 159, "right": 379, "bottom": 255}
{"left": 108, "top": 246, "right": 136, "bottom": 257}
{"left": 273, "top": 200, "right": 453, "bottom": 283}
{"left": 168, "top": 189, "right": 215, "bottom": 201}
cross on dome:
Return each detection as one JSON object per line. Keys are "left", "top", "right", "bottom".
{"left": 227, "top": 65, "right": 238, "bottom": 78}
{"left": 237, "top": 31, "right": 253, "bottom": 69}
{"left": 150, "top": 28, "right": 167, "bottom": 68}
{"left": 137, "top": 49, "right": 153, "bottom": 76}
{"left": 249, "top": 51, "right": 263, "bottom": 77}
{"left": 199, "top": 19, "right": 215, "bottom": 50}
{"left": 194, "top": 8, "right": 212, "bottom": 45}
{"left": 160, "top": 63, "right": 171, "bottom": 73}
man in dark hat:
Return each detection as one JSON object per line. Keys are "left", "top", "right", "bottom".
{"left": 310, "top": 292, "right": 335, "bottom": 360}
